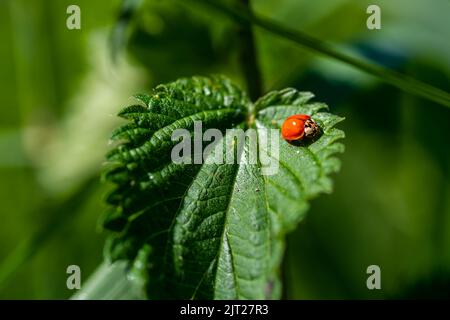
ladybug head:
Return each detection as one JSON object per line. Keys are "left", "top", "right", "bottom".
{"left": 304, "top": 118, "right": 321, "bottom": 140}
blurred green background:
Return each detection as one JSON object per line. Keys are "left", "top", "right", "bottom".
{"left": 0, "top": 0, "right": 449, "bottom": 299}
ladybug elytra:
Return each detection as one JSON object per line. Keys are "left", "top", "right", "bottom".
{"left": 281, "top": 114, "right": 320, "bottom": 142}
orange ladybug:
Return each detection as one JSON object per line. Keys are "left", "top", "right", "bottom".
{"left": 281, "top": 114, "right": 320, "bottom": 141}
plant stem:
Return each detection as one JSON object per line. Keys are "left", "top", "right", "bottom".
{"left": 237, "top": 0, "right": 262, "bottom": 102}
{"left": 186, "top": 0, "right": 450, "bottom": 108}
{"left": 71, "top": 262, "right": 144, "bottom": 300}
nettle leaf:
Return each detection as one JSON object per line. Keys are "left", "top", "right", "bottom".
{"left": 103, "top": 76, "right": 345, "bottom": 299}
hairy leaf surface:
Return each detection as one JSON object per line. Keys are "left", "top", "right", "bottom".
{"left": 103, "top": 76, "right": 344, "bottom": 299}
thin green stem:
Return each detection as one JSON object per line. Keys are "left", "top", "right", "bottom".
{"left": 186, "top": 0, "right": 450, "bottom": 108}
{"left": 71, "top": 262, "right": 144, "bottom": 300}
{"left": 237, "top": 0, "right": 262, "bottom": 102}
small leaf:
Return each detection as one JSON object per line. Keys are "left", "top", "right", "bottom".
{"left": 103, "top": 76, "right": 345, "bottom": 299}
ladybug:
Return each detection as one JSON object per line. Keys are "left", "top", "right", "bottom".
{"left": 281, "top": 114, "right": 320, "bottom": 142}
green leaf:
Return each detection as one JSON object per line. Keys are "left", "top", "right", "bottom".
{"left": 102, "top": 76, "right": 344, "bottom": 299}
